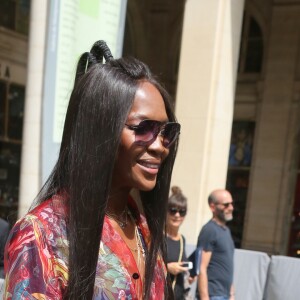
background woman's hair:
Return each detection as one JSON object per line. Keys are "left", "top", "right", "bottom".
{"left": 168, "top": 186, "right": 187, "bottom": 209}
{"left": 35, "top": 41, "right": 178, "bottom": 299}
{"left": 171, "top": 185, "right": 182, "bottom": 195}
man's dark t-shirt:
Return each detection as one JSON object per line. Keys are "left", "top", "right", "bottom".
{"left": 197, "top": 219, "right": 235, "bottom": 297}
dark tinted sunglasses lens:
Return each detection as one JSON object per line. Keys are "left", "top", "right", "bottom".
{"left": 135, "top": 120, "right": 160, "bottom": 144}
{"left": 169, "top": 207, "right": 186, "bottom": 216}
{"left": 169, "top": 207, "right": 178, "bottom": 215}
{"left": 179, "top": 209, "right": 187, "bottom": 217}
{"left": 163, "top": 123, "right": 180, "bottom": 148}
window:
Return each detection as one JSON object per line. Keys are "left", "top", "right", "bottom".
{"left": 226, "top": 121, "right": 255, "bottom": 248}
{"left": 0, "top": 0, "right": 31, "bottom": 35}
{"left": 0, "top": 81, "right": 25, "bottom": 226}
{"left": 8, "top": 84, "right": 25, "bottom": 140}
{"left": 0, "top": 81, "right": 6, "bottom": 136}
{"left": 288, "top": 156, "right": 300, "bottom": 257}
{"left": 238, "top": 13, "right": 264, "bottom": 74}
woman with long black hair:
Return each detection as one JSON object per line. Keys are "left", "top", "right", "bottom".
{"left": 3, "top": 41, "right": 180, "bottom": 299}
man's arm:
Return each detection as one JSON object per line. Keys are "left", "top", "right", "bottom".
{"left": 198, "top": 250, "right": 212, "bottom": 300}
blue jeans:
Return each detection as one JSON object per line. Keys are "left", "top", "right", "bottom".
{"left": 210, "top": 297, "right": 229, "bottom": 300}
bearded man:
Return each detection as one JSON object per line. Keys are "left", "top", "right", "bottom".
{"left": 196, "top": 189, "right": 235, "bottom": 300}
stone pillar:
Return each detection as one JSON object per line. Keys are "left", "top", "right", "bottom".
{"left": 243, "top": 4, "right": 300, "bottom": 254}
{"left": 18, "top": 0, "right": 48, "bottom": 217}
{"left": 173, "top": 0, "right": 245, "bottom": 244}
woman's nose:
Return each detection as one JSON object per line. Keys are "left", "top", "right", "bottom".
{"left": 147, "top": 134, "right": 167, "bottom": 154}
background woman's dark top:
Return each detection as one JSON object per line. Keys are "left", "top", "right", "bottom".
{"left": 167, "top": 235, "right": 188, "bottom": 299}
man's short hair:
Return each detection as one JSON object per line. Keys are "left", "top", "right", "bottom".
{"left": 208, "top": 193, "right": 218, "bottom": 205}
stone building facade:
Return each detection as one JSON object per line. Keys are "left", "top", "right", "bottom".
{"left": 1, "top": 0, "right": 300, "bottom": 257}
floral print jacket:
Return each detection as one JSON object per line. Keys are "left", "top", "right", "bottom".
{"left": 4, "top": 195, "right": 166, "bottom": 299}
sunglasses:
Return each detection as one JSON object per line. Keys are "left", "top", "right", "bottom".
{"left": 168, "top": 207, "right": 187, "bottom": 217}
{"left": 125, "top": 119, "right": 180, "bottom": 148}
{"left": 216, "top": 202, "right": 234, "bottom": 208}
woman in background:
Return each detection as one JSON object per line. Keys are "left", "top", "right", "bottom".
{"left": 166, "top": 186, "right": 194, "bottom": 299}
{"left": 4, "top": 41, "right": 180, "bottom": 299}
{"left": 0, "top": 218, "right": 9, "bottom": 279}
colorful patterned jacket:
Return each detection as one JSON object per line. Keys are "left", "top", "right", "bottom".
{"left": 4, "top": 195, "right": 166, "bottom": 299}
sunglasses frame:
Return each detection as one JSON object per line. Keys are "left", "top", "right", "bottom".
{"left": 216, "top": 202, "right": 234, "bottom": 208}
{"left": 125, "top": 119, "right": 180, "bottom": 148}
{"left": 168, "top": 207, "right": 187, "bottom": 217}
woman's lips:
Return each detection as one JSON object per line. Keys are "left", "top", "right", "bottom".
{"left": 138, "top": 160, "right": 160, "bottom": 175}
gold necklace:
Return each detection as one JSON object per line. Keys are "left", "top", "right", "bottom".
{"left": 130, "top": 220, "right": 146, "bottom": 289}
{"left": 127, "top": 212, "right": 146, "bottom": 257}
{"left": 127, "top": 226, "right": 143, "bottom": 253}
{"left": 126, "top": 226, "right": 146, "bottom": 257}
{"left": 128, "top": 216, "right": 146, "bottom": 299}
{"left": 135, "top": 226, "right": 146, "bottom": 257}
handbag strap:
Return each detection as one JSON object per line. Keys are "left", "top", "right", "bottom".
{"left": 172, "top": 235, "right": 183, "bottom": 290}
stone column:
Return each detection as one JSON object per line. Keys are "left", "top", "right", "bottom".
{"left": 18, "top": 0, "right": 48, "bottom": 217}
{"left": 243, "top": 4, "right": 300, "bottom": 254}
{"left": 173, "top": 0, "right": 245, "bottom": 244}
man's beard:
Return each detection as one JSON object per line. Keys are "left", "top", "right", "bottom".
{"left": 216, "top": 208, "right": 233, "bottom": 223}
{"left": 224, "top": 213, "right": 233, "bottom": 222}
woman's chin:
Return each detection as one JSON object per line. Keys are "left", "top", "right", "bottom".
{"left": 136, "top": 179, "right": 157, "bottom": 192}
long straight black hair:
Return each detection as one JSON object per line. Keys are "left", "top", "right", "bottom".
{"left": 36, "top": 41, "right": 178, "bottom": 299}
